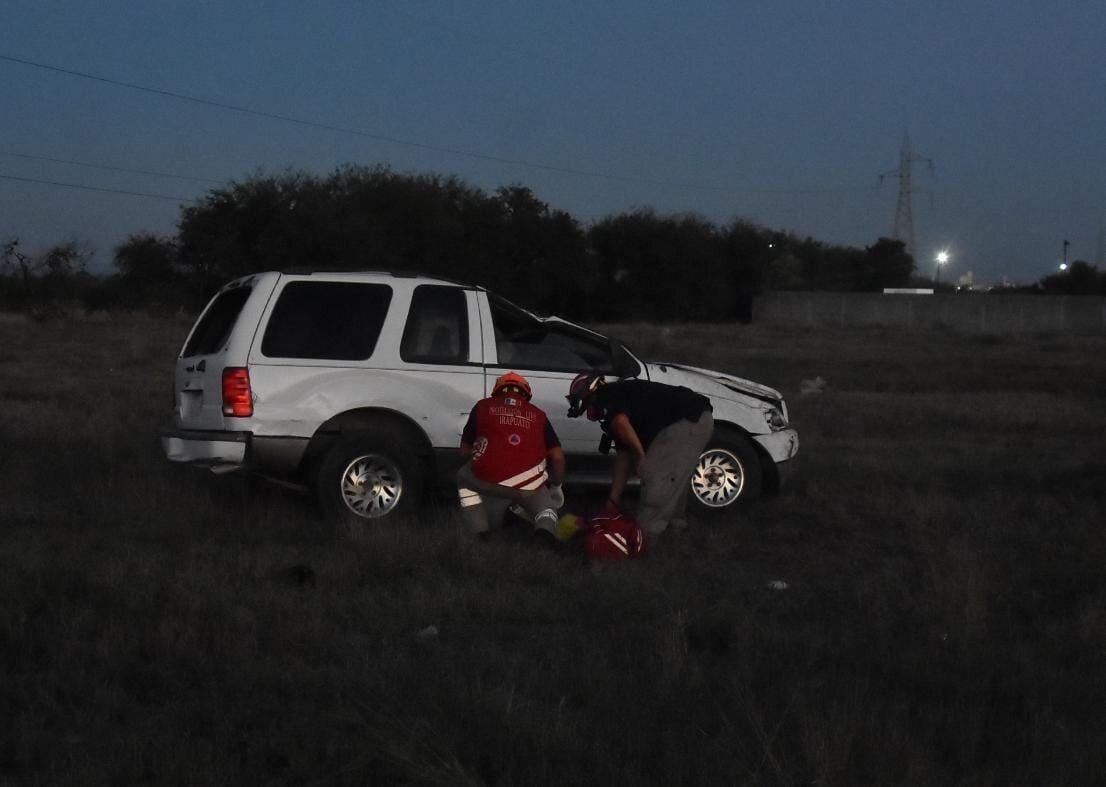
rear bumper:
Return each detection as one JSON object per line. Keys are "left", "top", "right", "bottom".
{"left": 160, "top": 427, "right": 248, "bottom": 470}
{"left": 159, "top": 427, "right": 309, "bottom": 479}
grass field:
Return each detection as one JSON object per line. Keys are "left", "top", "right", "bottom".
{"left": 2, "top": 312, "right": 1105, "bottom": 785}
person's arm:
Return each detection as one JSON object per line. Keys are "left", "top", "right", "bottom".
{"left": 546, "top": 446, "right": 566, "bottom": 486}
{"left": 609, "top": 448, "right": 632, "bottom": 505}
{"left": 459, "top": 407, "right": 477, "bottom": 456}
{"left": 541, "top": 416, "right": 567, "bottom": 508}
{"left": 608, "top": 413, "right": 644, "bottom": 470}
{"left": 606, "top": 413, "right": 645, "bottom": 504}
{"left": 542, "top": 419, "right": 566, "bottom": 486}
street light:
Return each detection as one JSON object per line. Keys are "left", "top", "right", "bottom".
{"left": 1059, "top": 262, "right": 1069, "bottom": 272}
{"left": 935, "top": 250, "right": 950, "bottom": 285}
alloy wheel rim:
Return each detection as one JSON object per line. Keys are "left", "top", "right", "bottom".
{"left": 691, "top": 448, "right": 745, "bottom": 508}
{"left": 340, "top": 454, "right": 403, "bottom": 518}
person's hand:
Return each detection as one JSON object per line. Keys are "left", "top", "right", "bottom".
{"left": 548, "top": 484, "right": 565, "bottom": 508}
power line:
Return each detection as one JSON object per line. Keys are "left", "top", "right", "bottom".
{"left": 1, "top": 52, "right": 888, "bottom": 201}
{"left": 0, "top": 172, "right": 188, "bottom": 201}
{"left": 0, "top": 52, "right": 722, "bottom": 191}
{"left": 2, "top": 52, "right": 875, "bottom": 198}
{"left": 0, "top": 150, "right": 224, "bottom": 185}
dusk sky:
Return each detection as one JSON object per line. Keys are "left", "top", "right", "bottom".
{"left": 3, "top": 1, "right": 1104, "bottom": 284}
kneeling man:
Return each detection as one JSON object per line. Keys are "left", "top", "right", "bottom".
{"left": 457, "top": 372, "right": 567, "bottom": 540}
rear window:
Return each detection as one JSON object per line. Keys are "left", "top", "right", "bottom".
{"left": 183, "top": 286, "right": 252, "bottom": 357}
{"left": 261, "top": 281, "right": 392, "bottom": 361}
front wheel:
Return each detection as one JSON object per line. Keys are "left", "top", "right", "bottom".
{"left": 314, "top": 429, "right": 423, "bottom": 530}
{"left": 688, "top": 432, "right": 763, "bottom": 517}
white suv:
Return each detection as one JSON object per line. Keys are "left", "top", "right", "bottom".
{"left": 160, "top": 271, "right": 799, "bottom": 524}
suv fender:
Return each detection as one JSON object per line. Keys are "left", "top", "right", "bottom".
{"left": 304, "top": 408, "right": 435, "bottom": 479}
{"left": 309, "top": 410, "right": 436, "bottom": 528}
{"left": 688, "top": 422, "right": 778, "bottom": 517}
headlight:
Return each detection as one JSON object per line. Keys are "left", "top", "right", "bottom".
{"left": 764, "top": 406, "right": 787, "bottom": 431}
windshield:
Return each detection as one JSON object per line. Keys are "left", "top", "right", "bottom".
{"left": 488, "top": 295, "right": 639, "bottom": 376}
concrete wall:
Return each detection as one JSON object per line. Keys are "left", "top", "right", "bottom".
{"left": 753, "top": 292, "right": 1106, "bottom": 335}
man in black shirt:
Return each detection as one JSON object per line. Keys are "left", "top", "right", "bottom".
{"left": 567, "top": 374, "right": 714, "bottom": 540}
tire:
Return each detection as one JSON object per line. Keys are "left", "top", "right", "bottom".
{"left": 314, "top": 427, "right": 424, "bottom": 530}
{"left": 687, "top": 431, "right": 763, "bottom": 517}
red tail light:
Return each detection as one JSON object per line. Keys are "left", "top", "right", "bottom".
{"left": 222, "top": 367, "right": 253, "bottom": 417}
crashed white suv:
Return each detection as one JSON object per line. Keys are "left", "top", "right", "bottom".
{"left": 160, "top": 271, "right": 798, "bottom": 524}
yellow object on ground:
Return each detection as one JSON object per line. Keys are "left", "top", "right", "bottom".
{"left": 554, "top": 512, "right": 582, "bottom": 542}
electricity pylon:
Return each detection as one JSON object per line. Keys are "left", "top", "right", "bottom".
{"left": 878, "top": 131, "right": 934, "bottom": 260}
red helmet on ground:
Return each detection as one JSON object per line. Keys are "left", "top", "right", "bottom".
{"left": 583, "top": 506, "right": 647, "bottom": 560}
{"left": 492, "top": 371, "right": 532, "bottom": 400}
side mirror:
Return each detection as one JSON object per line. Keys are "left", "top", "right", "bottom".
{"left": 609, "top": 339, "right": 641, "bottom": 379}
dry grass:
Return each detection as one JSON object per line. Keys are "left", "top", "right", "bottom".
{"left": 2, "top": 315, "right": 1105, "bottom": 785}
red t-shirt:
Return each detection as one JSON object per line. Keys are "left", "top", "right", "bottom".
{"left": 462, "top": 394, "right": 560, "bottom": 488}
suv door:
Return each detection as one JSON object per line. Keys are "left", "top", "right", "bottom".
{"left": 483, "top": 297, "right": 633, "bottom": 457}
{"left": 245, "top": 279, "right": 395, "bottom": 437}
{"left": 397, "top": 284, "right": 485, "bottom": 449}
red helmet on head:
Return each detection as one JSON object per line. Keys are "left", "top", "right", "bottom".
{"left": 492, "top": 371, "right": 532, "bottom": 400}
{"left": 566, "top": 373, "right": 605, "bottom": 418}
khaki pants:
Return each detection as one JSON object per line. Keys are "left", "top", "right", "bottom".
{"left": 637, "top": 412, "right": 714, "bottom": 537}
{"left": 456, "top": 462, "right": 558, "bottom": 536}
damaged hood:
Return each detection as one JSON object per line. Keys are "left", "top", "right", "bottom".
{"left": 644, "top": 362, "right": 784, "bottom": 407}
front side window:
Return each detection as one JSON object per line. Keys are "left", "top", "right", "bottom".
{"left": 400, "top": 285, "right": 470, "bottom": 364}
{"left": 261, "top": 281, "right": 392, "bottom": 360}
{"left": 490, "top": 298, "right": 614, "bottom": 372}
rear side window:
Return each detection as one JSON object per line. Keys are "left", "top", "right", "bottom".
{"left": 400, "top": 285, "right": 469, "bottom": 364}
{"left": 261, "top": 281, "right": 392, "bottom": 361}
{"left": 183, "top": 286, "right": 252, "bottom": 357}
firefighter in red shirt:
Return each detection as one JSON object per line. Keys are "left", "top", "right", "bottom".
{"left": 457, "top": 372, "right": 567, "bottom": 540}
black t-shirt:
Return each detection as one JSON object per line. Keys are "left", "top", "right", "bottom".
{"left": 591, "top": 380, "right": 711, "bottom": 450}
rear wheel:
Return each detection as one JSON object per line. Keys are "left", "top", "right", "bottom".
{"left": 688, "top": 432, "right": 762, "bottom": 517}
{"left": 314, "top": 428, "right": 423, "bottom": 531}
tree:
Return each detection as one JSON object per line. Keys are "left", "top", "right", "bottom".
{"left": 588, "top": 210, "right": 729, "bottom": 321}
{"left": 104, "top": 234, "right": 184, "bottom": 309}
{"left": 175, "top": 166, "right": 588, "bottom": 311}
{"left": 723, "top": 219, "right": 774, "bottom": 322}
{"left": 177, "top": 169, "right": 319, "bottom": 289}
{"left": 1, "top": 237, "right": 93, "bottom": 311}
{"left": 1039, "top": 260, "right": 1102, "bottom": 295}
{"left": 492, "top": 185, "right": 587, "bottom": 316}
{"left": 854, "top": 237, "right": 915, "bottom": 291}
{"left": 0, "top": 237, "right": 31, "bottom": 310}
{"left": 115, "top": 234, "right": 178, "bottom": 282}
